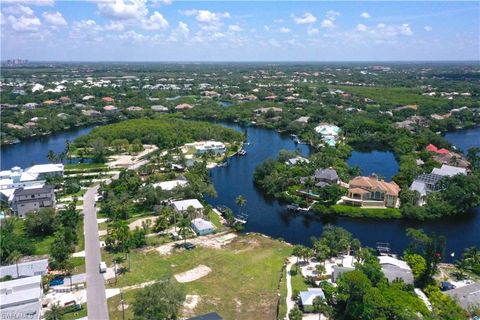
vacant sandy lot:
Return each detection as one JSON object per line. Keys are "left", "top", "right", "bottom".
{"left": 175, "top": 265, "right": 211, "bottom": 283}
{"left": 155, "top": 232, "right": 237, "bottom": 256}
{"left": 128, "top": 216, "right": 157, "bottom": 230}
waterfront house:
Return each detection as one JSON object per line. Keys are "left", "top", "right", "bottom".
{"left": 171, "top": 199, "right": 204, "bottom": 216}
{"left": 332, "top": 266, "right": 355, "bottom": 282}
{"left": 409, "top": 164, "right": 467, "bottom": 205}
{"left": 253, "top": 107, "right": 283, "bottom": 115}
{"left": 314, "top": 123, "right": 341, "bottom": 147}
{"left": 314, "top": 168, "right": 339, "bottom": 187}
{"left": 299, "top": 288, "right": 326, "bottom": 312}
{"left": 191, "top": 141, "right": 226, "bottom": 156}
{"left": 0, "top": 276, "right": 42, "bottom": 320}
{"left": 11, "top": 185, "right": 56, "bottom": 218}
{"left": 285, "top": 156, "right": 310, "bottom": 166}
{"left": 342, "top": 175, "right": 400, "bottom": 208}
{"left": 191, "top": 218, "right": 215, "bottom": 236}
{"left": 127, "top": 106, "right": 143, "bottom": 111}
{"left": 378, "top": 256, "right": 414, "bottom": 285}
{"left": 103, "top": 105, "right": 119, "bottom": 112}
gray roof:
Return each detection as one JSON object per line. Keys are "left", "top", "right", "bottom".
{"left": 381, "top": 264, "right": 414, "bottom": 285}
{"left": 314, "top": 168, "right": 338, "bottom": 182}
{"left": 409, "top": 180, "right": 427, "bottom": 197}
{"left": 0, "top": 259, "right": 48, "bottom": 279}
{"left": 13, "top": 185, "right": 53, "bottom": 196}
{"left": 444, "top": 283, "right": 480, "bottom": 310}
{"left": 332, "top": 266, "right": 355, "bottom": 282}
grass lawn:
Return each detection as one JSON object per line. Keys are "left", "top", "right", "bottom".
{"left": 63, "top": 305, "right": 87, "bottom": 320}
{"left": 207, "top": 211, "right": 224, "bottom": 230}
{"left": 106, "top": 234, "right": 291, "bottom": 320}
{"left": 278, "top": 268, "right": 288, "bottom": 320}
{"left": 290, "top": 267, "right": 308, "bottom": 293}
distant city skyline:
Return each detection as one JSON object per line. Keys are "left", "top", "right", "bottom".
{"left": 1, "top": 1, "right": 478, "bottom": 61}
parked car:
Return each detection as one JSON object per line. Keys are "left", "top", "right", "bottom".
{"left": 440, "top": 281, "right": 456, "bottom": 291}
{"left": 99, "top": 261, "right": 107, "bottom": 273}
{"left": 49, "top": 277, "right": 64, "bottom": 286}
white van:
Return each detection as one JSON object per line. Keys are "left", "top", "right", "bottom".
{"left": 99, "top": 261, "right": 107, "bottom": 273}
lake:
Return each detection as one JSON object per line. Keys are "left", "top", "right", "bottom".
{"left": 1, "top": 125, "right": 97, "bottom": 170}
{"left": 1, "top": 123, "right": 479, "bottom": 260}
{"left": 347, "top": 150, "right": 399, "bottom": 181}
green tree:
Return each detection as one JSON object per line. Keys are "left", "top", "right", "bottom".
{"left": 288, "top": 307, "right": 303, "bottom": 320}
{"left": 8, "top": 250, "right": 22, "bottom": 278}
{"left": 24, "top": 208, "right": 56, "bottom": 237}
{"left": 235, "top": 194, "right": 247, "bottom": 214}
{"left": 178, "top": 217, "right": 191, "bottom": 246}
{"left": 132, "top": 278, "right": 185, "bottom": 320}
{"left": 44, "top": 303, "right": 65, "bottom": 320}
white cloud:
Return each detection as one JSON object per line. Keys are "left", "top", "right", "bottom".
{"left": 325, "top": 10, "right": 340, "bottom": 21}
{"left": 3, "top": 5, "right": 34, "bottom": 16}
{"left": 293, "top": 12, "right": 316, "bottom": 24}
{"left": 399, "top": 23, "right": 413, "bottom": 36}
{"left": 2, "top": 0, "right": 54, "bottom": 6}
{"left": 178, "top": 21, "right": 189, "bottom": 35}
{"left": 151, "top": 0, "right": 171, "bottom": 6}
{"left": 105, "top": 21, "right": 124, "bottom": 31}
{"left": 356, "top": 23, "right": 368, "bottom": 32}
{"left": 118, "top": 30, "right": 148, "bottom": 42}
{"left": 307, "top": 26, "right": 319, "bottom": 35}
{"left": 195, "top": 10, "right": 230, "bottom": 24}
{"left": 167, "top": 21, "right": 189, "bottom": 42}
{"left": 178, "top": 9, "right": 197, "bottom": 16}
{"left": 321, "top": 19, "right": 334, "bottom": 28}
{"left": 269, "top": 38, "right": 280, "bottom": 47}
{"left": 70, "top": 19, "right": 103, "bottom": 40}
{"left": 97, "top": 0, "right": 148, "bottom": 21}
{"left": 228, "top": 24, "right": 242, "bottom": 32}
{"left": 42, "top": 11, "right": 66, "bottom": 26}
{"left": 264, "top": 25, "right": 270, "bottom": 32}
{"left": 7, "top": 14, "right": 41, "bottom": 31}
{"left": 424, "top": 25, "right": 432, "bottom": 32}
{"left": 360, "top": 12, "right": 371, "bottom": 19}
{"left": 141, "top": 11, "right": 168, "bottom": 30}
{"left": 279, "top": 27, "right": 291, "bottom": 33}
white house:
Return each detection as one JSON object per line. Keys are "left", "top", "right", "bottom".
{"left": 171, "top": 199, "right": 204, "bottom": 215}
{"left": 195, "top": 141, "right": 226, "bottom": 155}
{"left": 378, "top": 256, "right": 414, "bottom": 285}
{"left": 0, "top": 259, "right": 48, "bottom": 279}
{"left": 299, "top": 288, "right": 326, "bottom": 312}
{"left": 0, "top": 275, "right": 42, "bottom": 320}
{"left": 152, "top": 179, "right": 188, "bottom": 191}
{"left": 314, "top": 123, "right": 341, "bottom": 147}
{"left": 191, "top": 218, "right": 215, "bottom": 236}
{"left": 285, "top": 156, "right": 310, "bottom": 166}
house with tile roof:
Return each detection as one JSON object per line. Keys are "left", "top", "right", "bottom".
{"left": 341, "top": 175, "right": 400, "bottom": 208}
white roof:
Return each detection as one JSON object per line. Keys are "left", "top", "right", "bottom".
{"left": 300, "top": 288, "right": 325, "bottom": 306}
{"left": 25, "top": 163, "right": 64, "bottom": 175}
{"left": 191, "top": 218, "right": 215, "bottom": 231}
{"left": 0, "top": 275, "right": 42, "bottom": 307}
{"left": 410, "top": 181, "right": 427, "bottom": 197}
{"left": 432, "top": 164, "right": 467, "bottom": 177}
{"left": 152, "top": 180, "right": 188, "bottom": 191}
{"left": 0, "top": 259, "right": 48, "bottom": 278}
{"left": 378, "top": 256, "right": 411, "bottom": 270}
{"left": 171, "top": 199, "right": 204, "bottom": 211}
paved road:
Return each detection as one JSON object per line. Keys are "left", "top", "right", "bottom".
{"left": 285, "top": 257, "right": 296, "bottom": 320}
{"left": 84, "top": 186, "right": 109, "bottom": 320}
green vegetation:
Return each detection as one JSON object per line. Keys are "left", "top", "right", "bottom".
{"left": 314, "top": 204, "right": 402, "bottom": 219}
{"left": 106, "top": 234, "right": 291, "bottom": 319}
{"left": 132, "top": 278, "right": 185, "bottom": 320}
{"left": 75, "top": 118, "right": 243, "bottom": 152}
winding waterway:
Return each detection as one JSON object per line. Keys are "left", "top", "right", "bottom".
{"left": 1, "top": 124, "right": 479, "bottom": 260}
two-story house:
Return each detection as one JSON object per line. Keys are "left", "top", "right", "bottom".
{"left": 342, "top": 175, "right": 400, "bottom": 208}
{"left": 11, "top": 185, "right": 56, "bottom": 218}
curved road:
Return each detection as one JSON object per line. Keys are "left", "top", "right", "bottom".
{"left": 84, "top": 186, "right": 109, "bottom": 320}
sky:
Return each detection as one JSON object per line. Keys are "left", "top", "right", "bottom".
{"left": 1, "top": 0, "right": 478, "bottom": 61}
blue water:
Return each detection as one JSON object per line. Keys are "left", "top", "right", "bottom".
{"left": 1, "top": 123, "right": 479, "bottom": 260}
{"left": 347, "top": 150, "right": 399, "bottom": 181}
{"left": 0, "top": 126, "right": 96, "bottom": 170}
{"left": 444, "top": 127, "right": 480, "bottom": 155}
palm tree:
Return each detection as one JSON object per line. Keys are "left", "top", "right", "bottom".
{"left": 235, "top": 195, "right": 246, "bottom": 215}
{"left": 113, "top": 256, "right": 125, "bottom": 284}
{"left": 63, "top": 259, "right": 74, "bottom": 291}
{"left": 47, "top": 150, "right": 57, "bottom": 163}
{"left": 45, "top": 303, "right": 64, "bottom": 320}
{"left": 178, "top": 217, "right": 191, "bottom": 246}
{"left": 464, "top": 246, "right": 480, "bottom": 265}
{"left": 8, "top": 250, "right": 22, "bottom": 278}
